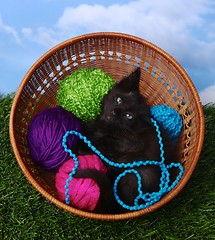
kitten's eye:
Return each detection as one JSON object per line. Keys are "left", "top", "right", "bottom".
{"left": 116, "top": 97, "right": 122, "bottom": 105}
{"left": 125, "top": 113, "right": 133, "bottom": 120}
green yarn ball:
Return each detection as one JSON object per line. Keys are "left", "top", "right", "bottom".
{"left": 57, "top": 68, "right": 116, "bottom": 122}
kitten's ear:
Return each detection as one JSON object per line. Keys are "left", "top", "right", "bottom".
{"left": 117, "top": 67, "right": 141, "bottom": 93}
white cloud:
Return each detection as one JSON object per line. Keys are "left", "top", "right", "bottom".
{"left": 22, "top": 28, "right": 33, "bottom": 38}
{"left": 57, "top": 0, "right": 210, "bottom": 32}
{"left": 18, "top": 0, "right": 215, "bottom": 64}
{"left": 54, "top": 0, "right": 215, "bottom": 69}
{"left": 22, "top": 27, "right": 59, "bottom": 48}
{"left": 0, "top": 15, "right": 22, "bottom": 45}
{"left": 199, "top": 84, "right": 215, "bottom": 105}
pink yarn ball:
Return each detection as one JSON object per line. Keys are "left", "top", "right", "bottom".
{"left": 55, "top": 154, "right": 107, "bottom": 211}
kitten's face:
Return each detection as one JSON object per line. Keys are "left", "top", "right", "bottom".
{"left": 100, "top": 89, "right": 139, "bottom": 127}
{"left": 99, "top": 68, "right": 151, "bottom": 130}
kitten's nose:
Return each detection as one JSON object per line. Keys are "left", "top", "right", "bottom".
{"left": 111, "top": 110, "right": 116, "bottom": 116}
{"left": 111, "top": 108, "right": 120, "bottom": 116}
{"left": 106, "top": 109, "right": 120, "bottom": 120}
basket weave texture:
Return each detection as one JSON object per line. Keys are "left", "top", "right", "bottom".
{"left": 9, "top": 32, "right": 205, "bottom": 221}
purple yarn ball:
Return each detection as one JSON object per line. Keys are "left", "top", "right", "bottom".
{"left": 27, "top": 107, "right": 81, "bottom": 171}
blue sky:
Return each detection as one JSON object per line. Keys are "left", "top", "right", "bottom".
{"left": 0, "top": 0, "right": 215, "bottom": 104}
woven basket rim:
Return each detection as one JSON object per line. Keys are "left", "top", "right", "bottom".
{"left": 9, "top": 32, "right": 205, "bottom": 221}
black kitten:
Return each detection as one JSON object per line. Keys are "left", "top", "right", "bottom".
{"left": 75, "top": 68, "right": 177, "bottom": 213}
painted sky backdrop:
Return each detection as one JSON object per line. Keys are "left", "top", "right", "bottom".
{"left": 0, "top": 0, "right": 215, "bottom": 104}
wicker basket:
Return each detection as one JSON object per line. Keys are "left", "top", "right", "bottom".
{"left": 9, "top": 32, "right": 205, "bottom": 221}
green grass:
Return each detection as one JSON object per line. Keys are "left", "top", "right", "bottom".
{"left": 0, "top": 95, "right": 215, "bottom": 240}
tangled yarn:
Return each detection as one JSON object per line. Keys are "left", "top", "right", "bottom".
{"left": 55, "top": 155, "right": 107, "bottom": 211}
{"left": 27, "top": 107, "right": 81, "bottom": 171}
{"left": 57, "top": 68, "right": 116, "bottom": 122}
{"left": 61, "top": 113, "right": 184, "bottom": 211}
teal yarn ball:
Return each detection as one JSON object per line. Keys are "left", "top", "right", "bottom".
{"left": 57, "top": 68, "right": 116, "bottom": 122}
{"left": 150, "top": 105, "right": 183, "bottom": 140}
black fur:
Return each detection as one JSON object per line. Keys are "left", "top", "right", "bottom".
{"left": 75, "top": 67, "right": 178, "bottom": 213}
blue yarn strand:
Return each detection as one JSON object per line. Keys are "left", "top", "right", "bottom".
{"left": 62, "top": 117, "right": 184, "bottom": 210}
